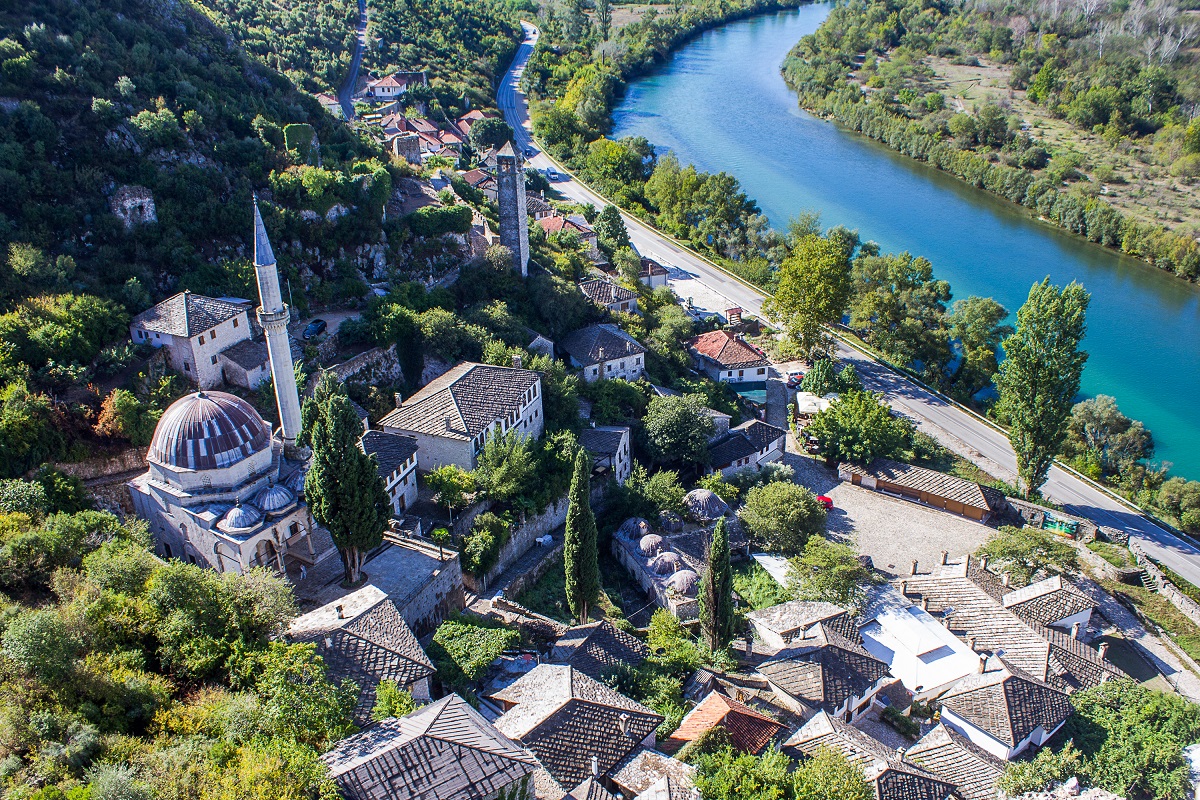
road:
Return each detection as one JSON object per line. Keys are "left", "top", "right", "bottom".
{"left": 497, "top": 22, "right": 1200, "bottom": 588}
{"left": 337, "top": 0, "right": 368, "bottom": 120}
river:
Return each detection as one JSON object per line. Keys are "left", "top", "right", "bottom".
{"left": 611, "top": 5, "right": 1200, "bottom": 480}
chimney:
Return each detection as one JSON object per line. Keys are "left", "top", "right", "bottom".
{"left": 444, "top": 415, "right": 452, "bottom": 430}
{"left": 1001, "top": 573, "right": 1011, "bottom": 587}
{"left": 920, "top": 597, "right": 929, "bottom": 612}
{"left": 324, "top": 636, "right": 333, "bottom": 648}
{"left": 979, "top": 555, "right": 988, "bottom": 571}
{"left": 978, "top": 654, "right": 988, "bottom": 673}
{"left": 941, "top": 550, "right": 948, "bottom": 565}
{"left": 1071, "top": 621, "right": 1082, "bottom": 640}
{"left": 1098, "top": 642, "right": 1109, "bottom": 659}
{"left": 896, "top": 746, "right": 906, "bottom": 759}
{"left": 900, "top": 580, "right": 908, "bottom": 595}
{"left": 512, "top": 353, "right": 523, "bottom": 369}
{"left": 591, "top": 756, "right": 599, "bottom": 777}
{"left": 911, "top": 559, "right": 919, "bottom": 576}
{"left": 335, "top": 605, "right": 345, "bottom": 620}
{"left": 618, "top": 712, "right": 632, "bottom": 737}
{"left": 395, "top": 392, "right": 404, "bottom": 407}
{"left": 967, "top": 636, "right": 976, "bottom": 651}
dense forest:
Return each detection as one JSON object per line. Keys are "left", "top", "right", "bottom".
{"left": 782, "top": 0, "right": 1200, "bottom": 280}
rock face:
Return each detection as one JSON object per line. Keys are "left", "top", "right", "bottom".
{"left": 109, "top": 185, "right": 157, "bottom": 228}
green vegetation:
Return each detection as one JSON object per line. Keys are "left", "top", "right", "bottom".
{"left": 789, "top": 535, "right": 877, "bottom": 614}
{"left": 643, "top": 392, "right": 716, "bottom": 467}
{"left": 564, "top": 449, "right": 600, "bottom": 622}
{"left": 976, "top": 526, "right": 1080, "bottom": 585}
{"left": 371, "top": 681, "right": 418, "bottom": 720}
{"left": 782, "top": 0, "right": 1200, "bottom": 280}
{"left": 739, "top": 481, "right": 827, "bottom": 554}
{"left": 428, "top": 615, "right": 521, "bottom": 694}
{"left": 765, "top": 231, "right": 853, "bottom": 357}
{"left": 1104, "top": 580, "right": 1200, "bottom": 663}
{"left": 732, "top": 560, "right": 791, "bottom": 610}
{"left": 689, "top": 743, "right": 874, "bottom": 800}
{"left": 699, "top": 518, "right": 735, "bottom": 650}
{"left": 1086, "top": 539, "right": 1134, "bottom": 569}
{"left": 806, "top": 389, "right": 914, "bottom": 464}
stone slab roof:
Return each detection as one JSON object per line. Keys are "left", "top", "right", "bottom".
{"left": 580, "top": 427, "right": 628, "bottom": 460}
{"left": 640, "top": 258, "right": 669, "bottom": 278}
{"left": 840, "top": 458, "right": 1006, "bottom": 514}
{"left": 685, "top": 330, "right": 769, "bottom": 370}
{"left": 746, "top": 600, "right": 852, "bottom": 642}
{"left": 580, "top": 279, "right": 636, "bottom": 306}
{"left": 380, "top": 361, "right": 539, "bottom": 441}
{"left": 612, "top": 748, "right": 697, "bottom": 800}
{"left": 565, "top": 778, "right": 619, "bottom": 800}
{"left": 758, "top": 626, "right": 890, "bottom": 715}
{"left": 359, "top": 430, "right": 419, "bottom": 481}
{"left": 906, "top": 723, "right": 1007, "bottom": 800}
{"left": 133, "top": 291, "right": 245, "bottom": 338}
{"left": 559, "top": 323, "right": 645, "bottom": 367}
{"left": 219, "top": 337, "right": 269, "bottom": 370}
{"left": 939, "top": 661, "right": 1071, "bottom": 748}
{"left": 1002, "top": 576, "right": 1096, "bottom": 627}
{"left": 322, "top": 694, "right": 538, "bottom": 800}
{"left": 549, "top": 620, "right": 650, "bottom": 681}
{"left": 708, "top": 419, "right": 786, "bottom": 467}
{"left": 663, "top": 690, "right": 784, "bottom": 755}
{"left": 527, "top": 192, "right": 554, "bottom": 214}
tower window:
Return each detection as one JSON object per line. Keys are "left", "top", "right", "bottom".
{"left": 198, "top": 336, "right": 205, "bottom": 345}
{"left": 233, "top": 318, "right": 239, "bottom": 328}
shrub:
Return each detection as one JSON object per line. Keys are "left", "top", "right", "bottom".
{"left": 429, "top": 617, "right": 520, "bottom": 691}
{"left": 739, "top": 482, "right": 826, "bottom": 554}
{"left": 460, "top": 512, "right": 510, "bottom": 576}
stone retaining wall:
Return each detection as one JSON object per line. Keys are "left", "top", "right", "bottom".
{"left": 47, "top": 448, "right": 147, "bottom": 482}
{"left": 1131, "top": 543, "right": 1200, "bottom": 628}
{"left": 465, "top": 495, "right": 570, "bottom": 593}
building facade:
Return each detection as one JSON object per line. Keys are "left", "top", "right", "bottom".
{"left": 131, "top": 293, "right": 253, "bottom": 389}
{"left": 558, "top": 324, "right": 646, "bottom": 384}
{"left": 685, "top": 330, "right": 769, "bottom": 383}
{"left": 360, "top": 430, "right": 419, "bottom": 515}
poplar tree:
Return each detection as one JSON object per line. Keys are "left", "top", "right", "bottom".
{"left": 699, "top": 517, "right": 734, "bottom": 651}
{"left": 305, "top": 382, "right": 390, "bottom": 586}
{"left": 995, "top": 278, "right": 1090, "bottom": 498}
{"left": 563, "top": 449, "right": 599, "bottom": 623}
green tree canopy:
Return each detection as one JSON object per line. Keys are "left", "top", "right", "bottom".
{"left": 469, "top": 117, "right": 515, "bottom": 151}
{"left": 1063, "top": 395, "right": 1154, "bottom": 478}
{"left": 975, "top": 526, "right": 1080, "bottom": 586}
{"left": 698, "top": 518, "right": 735, "bottom": 651}
{"left": 806, "top": 389, "right": 913, "bottom": 465}
{"left": 563, "top": 449, "right": 600, "bottom": 622}
{"left": 767, "top": 234, "right": 852, "bottom": 357}
{"left": 789, "top": 535, "right": 876, "bottom": 614}
{"left": 948, "top": 296, "right": 1012, "bottom": 397}
{"left": 739, "top": 481, "right": 827, "bottom": 554}
{"left": 643, "top": 393, "right": 715, "bottom": 467}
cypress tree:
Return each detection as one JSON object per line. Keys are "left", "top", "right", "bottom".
{"left": 699, "top": 517, "right": 734, "bottom": 651}
{"left": 563, "top": 449, "right": 600, "bottom": 623}
{"left": 305, "top": 380, "right": 390, "bottom": 586}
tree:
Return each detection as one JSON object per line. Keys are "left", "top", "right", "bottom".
{"left": 976, "top": 526, "right": 1079, "bottom": 585}
{"left": 0, "top": 478, "right": 47, "bottom": 518}
{"left": 306, "top": 384, "right": 390, "bottom": 585}
{"left": 595, "top": 0, "right": 613, "bottom": 40}
{"left": 800, "top": 358, "right": 837, "bottom": 396}
{"left": 690, "top": 745, "right": 794, "bottom": 800}
{"left": 563, "top": 450, "right": 600, "bottom": 622}
{"left": 948, "top": 296, "right": 1013, "bottom": 396}
{"left": 643, "top": 394, "right": 715, "bottom": 467}
{"left": 698, "top": 518, "right": 735, "bottom": 650}
{"left": 739, "top": 481, "right": 826, "bottom": 554}
{"left": 94, "top": 388, "right": 160, "bottom": 446}
{"left": 431, "top": 527, "right": 450, "bottom": 560}
{"left": 789, "top": 536, "right": 875, "bottom": 614}
{"left": 594, "top": 204, "right": 629, "bottom": 251}
{"left": 792, "top": 746, "right": 874, "bottom": 800}
{"left": 999, "top": 741, "right": 1084, "bottom": 797}
{"left": 298, "top": 371, "right": 339, "bottom": 448}
{"left": 485, "top": 243, "right": 516, "bottom": 273}
{"left": 806, "top": 390, "right": 913, "bottom": 465}
{"left": 473, "top": 430, "right": 535, "bottom": 507}
{"left": 469, "top": 116, "right": 515, "bottom": 152}
{"left": 1063, "top": 395, "right": 1153, "bottom": 476}
{"left": 371, "top": 680, "right": 417, "bottom": 720}
{"left": 426, "top": 465, "right": 476, "bottom": 523}
{"left": 996, "top": 279, "right": 1090, "bottom": 497}
{"left": 2, "top": 607, "right": 79, "bottom": 684}
{"left": 766, "top": 234, "right": 852, "bottom": 357}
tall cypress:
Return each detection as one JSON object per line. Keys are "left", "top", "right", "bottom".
{"left": 699, "top": 517, "right": 734, "bottom": 651}
{"left": 305, "top": 380, "right": 390, "bottom": 586}
{"left": 563, "top": 449, "right": 600, "bottom": 623}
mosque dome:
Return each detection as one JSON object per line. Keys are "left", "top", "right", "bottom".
{"left": 254, "top": 482, "right": 296, "bottom": 515}
{"left": 639, "top": 534, "right": 664, "bottom": 556}
{"left": 148, "top": 391, "right": 271, "bottom": 471}
{"left": 217, "top": 501, "right": 263, "bottom": 533}
{"left": 666, "top": 569, "right": 699, "bottom": 597}
{"left": 285, "top": 466, "right": 308, "bottom": 495}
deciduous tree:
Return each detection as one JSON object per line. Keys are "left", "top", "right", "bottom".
{"left": 789, "top": 535, "right": 875, "bottom": 613}
{"left": 806, "top": 390, "right": 913, "bottom": 465}
{"left": 643, "top": 394, "right": 715, "bottom": 467}
{"left": 948, "top": 296, "right": 1012, "bottom": 396}
{"left": 739, "top": 481, "right": 826, "bottom": 554}
{"left": 766, "top": 234, "right": 852, "bottom": 357}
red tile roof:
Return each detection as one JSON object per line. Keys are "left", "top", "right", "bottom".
{"left": 686, "top": 330, "right": 768, "bottom": 369}
{"left": 663, "top": 691, "right": 784, "bottom": 755}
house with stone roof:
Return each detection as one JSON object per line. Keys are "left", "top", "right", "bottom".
{"left": 685, "top": 330, "right": 769, "bottom": 384}
{"left": 999, "top": 574, "right": 1096, "bottom": 634}
{"left": 322, "top": 693, "right": 538, "bottom": 800}
{"left": 380, "top": 361, "right": 543, "bottom": 471}
{"left": 131, "top": 292, "right": 254, "bottom": 389}
{"left": 639, "top": 257, "right": 670, "bottom": 289}
{"left": 906, "top": 723, "right": 1007, "bottom": 800}
{"left": 707, "top": 419, "right": 786, "bottom": 478}
{"left": 785, "top": 711, "right": 957, "bottom": 800}
{"left": 565, "top": 777, "right": 619, "bottom": 800}
{"left": 756, "top": 625, "right": 892, "bottom": 723}
{"left": 492, "top": 664, "right": 662, "bottom": 792}
{"left": 580, "top": 279, "right": 639, "bottom": 314}
{"left": 612, "top": 748, "right": 698, "bottom": 800}
{"left": 937, "top": 659, "right": 1072, "bottom": 761}
{"left": 747, "top": 600, "right": 858, "bottom": 652}
{"left": 559, "top": 323, "right": 646, "bottom": 383}
{"left": 550, "top": 620, "right": 650, "bottom": 681}
{"left": 662, "top": 691, "right": 785, "bottom": 755}
{"left": 580, "top": 426, "right": 633, "bottom": 486}
{"left": 838, "top": 459, "right": 1008, "bottom": 523}
{"left": 527, "top": 192, "right": 555, "bottom": 220}
{"left": 359, "top": 430, "right": 419, "bottom": 516}
{"left": 288, "top": 584, "right": 435, "bottom": 724}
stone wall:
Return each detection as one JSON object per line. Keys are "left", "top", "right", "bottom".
{"left": 397, "top": 545, "right": 466, "bottom": 638}
{"left": 1131, "top": 543, "right": 1200, "bottom": 629}
{"left": 327, "top": 343, "right": 404, "bottom": 387}
{"left": 49, "top": 448, "right": 147, "bottom": 481}
{"left": 465, "top": 494, "right": 570, "bottom": 593}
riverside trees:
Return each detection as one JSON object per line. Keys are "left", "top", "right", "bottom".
{"left": 766, "top": 234, "right": 853, "bottom": 358}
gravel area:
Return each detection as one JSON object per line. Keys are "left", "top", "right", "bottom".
{"left": 783, "top": 452, "right": 995, "bottom": 578}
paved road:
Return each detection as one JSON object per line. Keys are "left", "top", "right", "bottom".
{"left": 497, "top": 22, "right": 1200, "bottom": 588}
{"left": 337, "top": 0, "right": 368, "bottom": 120}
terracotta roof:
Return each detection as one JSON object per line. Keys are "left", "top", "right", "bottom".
{"left": 1002, "top": 576, "right": 1096, "bottom": 627}
{"left": 369, "top": 71, "right": 426, "bottom": 90}
{"left": 579, "top": 279, "right": 636, "bottom": 306}
{"left": 939, "top": 661, "right": 1071, "bottom": 748}
{"left": 148, "top": 391, "right": 271, "bottom": 471}
{"left": 685, "top": 330, "right": 768, "bottom": 369}
{"left": 785, "top": 712, "right": 957, "bottom": 800}
{"left": 540, "top": 215, "right": 594, "bottom": 236}
{"left": 746, "top": 600, "right": 852, "bottom": 643}
{"left": 559, "top": 324, "right": 645, "bottom": 367}
{"left": 757, "top": 626, "right": 890, "bottom": 715}
{"left": 133, "top": 291, "right": 246, "bottom": 338}
{"left": 289, "top": 585, "right": 435, "bottom": 724}
{"left": 839, "top": 459, "right": 1006, "bottom": 514}
{"left": 494, "top": 665, "right": 662, "bottom": 788}
{"left": 663, "top": 691, "right": 784, "bottom": 755}
{"left": 906, "top": 723, "right": 1007, "bottom": 800}
{"left": 322, "top": 693, "right": 537, "bottom": 800}
{"left": 380, "top": 362, "right": 540, "bottom": 441}
{"left": 359, "top": 430, "right": 418, "bottom": 481}
{"left": 708, "top": 419, "right": 786, "bottom": 468}
{"left": 550, "top": 620, "right": 649, "bottom": 680}
{"left": 611, "top": 748, "right": 698, "bottom": 800}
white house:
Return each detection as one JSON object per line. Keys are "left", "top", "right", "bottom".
{"left": 580, "top": 426, "right": 632, "bottom": 485}
{"left": 685, "top": 330, "right": 769, "bottom": 383}
{"left": 639, "top": 257, "right": 670, "bottom": 289}
{"left": 1000, "top": 575, "right": 1096, "bottom": 634}
{"left": 362, "top": 71, "right": 426, "bottom": 100}
{"left": 131, "top": 292, "right": 253, "bottom": 389}
{"left": 938, "top": 662, "right": 1072, "bottom": 761}
{"left": 558, "top": 323, "right": 646, "bottom": 383}
{"left": 707, "top": 419, "right": 786, "bottom": 478}
{"left": 359, "top": 430, "right": 419, "bottom": 516}
{"left": 379, "top": 361, "right": 543, "bottom": 471}
{"left": 579, "top": 278, "right": 638, "bottom": 314}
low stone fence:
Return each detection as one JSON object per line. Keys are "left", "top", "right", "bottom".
{"left": 1005, "top": 497, "right": 1098, "bottom": 542}
{"left": 504, "top": 543, "right": 564, "bottom": 599}
{"left": 1131, "top": 543, "right": 1200, "bottom": 629}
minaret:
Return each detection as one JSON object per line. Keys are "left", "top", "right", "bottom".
{"left": 252, "top": 198, "right": 303, "bottom": 449}
{"left": 495, "top": 141, "right": 529, "bottom": 276}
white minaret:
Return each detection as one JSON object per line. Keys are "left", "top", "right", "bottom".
{"left": 252, "top": 198, "right": 302, "bottom": 448}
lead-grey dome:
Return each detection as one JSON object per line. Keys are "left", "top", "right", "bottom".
{"left": 650, "top": 551, "right": 682, "bottom": 576}
{"left": 619, "top": 517, "right": 653, "bottom": 540}
{"left": 148, "top": 391, "right": 271, "bottom": 471}
{"left": 639, "top": 534, "right": 664, "bottom": 556}
{"left": 255, "top": 482, "right": 296, "bottom": 514}
{"left": 666, "top": 569, "right": 699, "bottom": 596}
{"left": 218, "top": 501, "right": 262, "bottom": 532}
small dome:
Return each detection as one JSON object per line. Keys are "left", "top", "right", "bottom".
{"left": 285, "top": 465, "right": 308, "bottom": 494}
{"left": 650, "top": 551, "right": 683, "bottom": 576}
{"left": 255, "top": 482, "right": 296, "bottom": 514}
{"left": 639, "top": 534, "right": 664, "bottom": 556}
{"left": 667, "top": 569, "right": 699, "bottom": 596}
{"left": 619, "top": 517, "right": 653, "bottom": 540}
{"left": 149, "top": 391, "right": 271, "bottom": 471}
{"left": 684, "top": 489, "right": 730, "bottom": 521}
{"left": 218, "top": 501, "right": 262, "bottom": 532}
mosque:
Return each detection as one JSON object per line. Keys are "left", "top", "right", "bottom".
{"left": 128, "top": 201, "right": 334, "bottom": 574}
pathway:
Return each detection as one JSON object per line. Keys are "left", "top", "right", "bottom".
{"left": 337, "top": 0, "right": 368, "bottom": 120}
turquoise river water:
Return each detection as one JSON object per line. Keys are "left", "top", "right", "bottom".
{"left": 611, "top": 5, "right": 1200, "bottom": 479}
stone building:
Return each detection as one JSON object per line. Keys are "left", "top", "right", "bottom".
{"left": 558, "top": 323, "right": 646, "bottom": 383}
{"left": 359, "top": 430, "right": 419, "bottom": 516}
{"left": 495, "top": 142, "right": 529, "bottom": 275}
{"left": 130, "top": 293, "right": 254, "bottom": 389}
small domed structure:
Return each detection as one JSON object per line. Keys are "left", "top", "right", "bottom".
{"left": 638, "top": 534, "right": 664, "bottom": 556}
{"left": 618, "top": 517, "right": 654, "bottom": 540}
{"left": 683, "top": 488, "right": 730, "bottom": 521}
{"left": 666, "top": 569, "right": 699, "bottom": 596}
{"left": 149, "top": 391, "right": 271, "bottom": 471}
{"left": 650, "top": 551, "right": 683, "bottom": 576}
{"left": 255, "top": 482, "right": 296, "bottom": 515}
{"left": 285, "top": 465, "right": 308, "bottom": 495}
{"left": 218, "top": 501, "right": 262, "bottom": 533}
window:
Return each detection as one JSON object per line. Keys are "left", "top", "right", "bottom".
{"left": 155, "top": 332, "right": 160, "bottom": 339}
{"left": 620, "top": 361, "right": 625, "bottom": 369}
{"left": 210, "top": 329, "right": 216, "bottom": 338}
{"left": 757, "top": 368, "right": 766, "bottom": 375}
{"left": 211, "top": 355, "right": 218, "bottom": 365}
{"left": 738, "top": 370, "right": 744, "bottom": 377}
{"left": 233, "top": 318, "right": 239, "bottom": 328}
{"left": 198, "top": 335, "right": 205, "bottom": 345}
{"left": 184, "top": 362, "right": 190, "bottom": 372}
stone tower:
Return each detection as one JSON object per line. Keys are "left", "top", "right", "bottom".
{"left": 495, "top": 141, "right": 529, "bottom": 276}
{"left": 252, "top": 198, "right": 303, "bottom": 449}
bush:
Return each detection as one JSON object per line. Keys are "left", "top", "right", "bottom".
{"left": 460, "top": 511, "right": 510, "bottom": 576}
{"left": 429, "top": 617, "right": 520, "bottom": 691}
{"left": 739, "top": 482, "right": 826, "bottom": 554}
{"left": 2, "top": 607, "right": 79, "bottom": 684}
{"left": 975, "top": 526, "right": 1079, "bottom": 586}
{"left": 882, "top": 706, "right": 920, "bottom": 739}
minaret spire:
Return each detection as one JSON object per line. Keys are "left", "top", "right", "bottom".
{"left": 252, "top": 197, "right": 303, "bottom": 449}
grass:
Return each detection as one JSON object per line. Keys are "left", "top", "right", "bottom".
{"left": 1087, "top": 540, "right": 1135, "bottom": 570}
{"left": 513, "top": 550, "right": 634, "bottom": 624}
{"left": 1103, "top": 580, "right": 1200, "bottom": 665}
{"left": 732, "top": 560, "right": 790, "bottom": 610}
{"left": 1155, "top": 561, "right": 1200, "bottom": 606}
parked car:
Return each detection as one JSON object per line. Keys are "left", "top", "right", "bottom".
{"left": 816, "top": 495, "right": 834, "bottom": 511}
{"left": 786, "top": 372, "right": 804, "bottom": 388}
{"left": 525, "top": 146, "right": 537, "bottom": 158}
{"left": 302, "top": 318, "right": 328, "bottom": 340}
